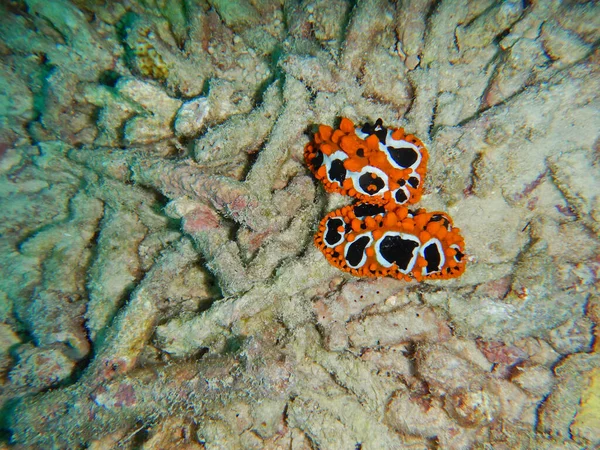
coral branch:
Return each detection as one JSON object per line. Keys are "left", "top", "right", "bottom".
{"left": 1, "top": 1, "right": 599, "bottom": 448}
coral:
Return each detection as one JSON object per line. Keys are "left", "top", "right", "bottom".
{"left": 124, "top": 17, "right": 171, "bottom": 81}
{"left": 9, "top": 344, "right": 76, "bottom": 390}
{"left": 0, "top": 0, "right": 598, "bottom": 449}
{"left": 175, "top": 96, "right": 210, "bottom": 138}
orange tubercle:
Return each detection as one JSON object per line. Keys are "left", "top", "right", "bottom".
{"left": 365, "top": 134, "right": 379, "bottom": 150}
{"left": 339, "top": 117, "right": 355, "bottom": 133}
{"left": 331, "top": 129, "right": 344, "bottom": 143}
{"left": 318, "top": 125, "right": 333, "bottom": 141}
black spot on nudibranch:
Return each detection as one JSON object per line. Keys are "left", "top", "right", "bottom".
{"left": 422, "top": 241, "right": 443, "bottom": 274}
{"left": 361, "top": 118, "right": 388, "bottom": 144}
{"left": 378, "top": 235, "right": 419, "bottom": 272}
{"left": 408, "top": 176, "right": 419, "bottom": 188}
{"left": 387, "top": 146, "right": 419, "bottom": 168}
{"left": 311, "top": 150, "right": 323, "bottom": 170}
{"left": 394, "top": 188, "right": 408, "bottom": 204}
{"left": 324, "top": 217, "right": 344, "bottom": 247}
{"left": 430, "top": 214, "right": 450, "bottom": 228}
{"left": 358, "top": 173, "right": 385, "bottom": 195}
{"left": 454, "top": 248, "right": 465, "bottom": 262}
{"left": 346, "top": 236, "right": 371, "bottom": 268}
{"left": 353, "top": 203, "right": 386, "bottom": 218}
{"left": 328, "top": 159, "right": 346, "bottom": 184}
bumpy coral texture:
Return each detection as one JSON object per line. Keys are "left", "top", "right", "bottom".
{"left": 306, "top": 118, "right": 466, "bottom": 281}
{"left": 1, "top": 0, "right": 599, "bottom": 449}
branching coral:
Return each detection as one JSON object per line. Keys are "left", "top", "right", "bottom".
{"left": 0, "top": 0, "right": 599, "bottom": 448}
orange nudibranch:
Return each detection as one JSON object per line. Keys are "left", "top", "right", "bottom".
{"left": 304, "top": 117, "right": 429, "bottom": 207}
{"left": 314, "top": 203, "right": 466, "bottom": 281}
{"left": 306, "top": 118, "right": 466, "bottom": 281}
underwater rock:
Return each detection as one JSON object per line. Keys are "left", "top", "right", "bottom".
{"left": 119, "top": 78, "right": 182, "bottom": 145}
{"left": 539, "top": 353, "right": 600, "bottom": 446}
{"left": 346, "top": 306, "right": 450, "bottom": 348}
{"left": 194, "top": 81, "right": 282, "bottom": 168}
{"left": 1, "top": 0, "right": 599, "bottom": 448}
{"left": 174, "top": 96, "right": 209, "bottom": 138}
{"left": 9, "top": 343, "right": 76, "bottom": 390}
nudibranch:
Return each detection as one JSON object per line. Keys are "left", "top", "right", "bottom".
{"left": 304, "top": 117, "right": 428, "bottom": 207}
{"left": 314, "top": 203, "right": 466, "bottom": 281}
{"left": 306, "top": 118, "right": 466, "bottom": 281}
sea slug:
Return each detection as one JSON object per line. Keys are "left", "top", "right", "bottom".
{"left": 306, "top": 118, "right": 466, "bottom": 281}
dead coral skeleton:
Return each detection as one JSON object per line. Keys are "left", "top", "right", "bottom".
{"left": 0, "top": 0, "right": 599, "bottom": 449}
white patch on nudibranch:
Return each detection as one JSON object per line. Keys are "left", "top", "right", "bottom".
{"left": 420, "top": 238, "right": 445, "bottom": 275}
{"left": 323, "top": 150, "right": 348, "bottom": 185}
{"left": 391, "top": 185, "right": 411, "bottom": 204}
{"left": 323, "top": 216, "right": 346, "bottom": 248}
{"left": 349, "top": 165, "right": 389, "bottom": 197}
{"left": 375, "top": 231, "right": 420, "bottom": 273}
{"left": 344, "top": 232, "right": 373, "bottom": 269}
{"left": 383, "top": 132, "right": 422, "bottom": 170}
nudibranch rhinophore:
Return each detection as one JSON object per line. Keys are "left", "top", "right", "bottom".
{"left": 304, "top": 117, "right": 428, "bottom": 207}
{"left": 306, "top": 118, "right": 466, "bottom": 281}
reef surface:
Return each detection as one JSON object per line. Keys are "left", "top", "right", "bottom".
{"left": 0, "top": 0, "right": 598, "bottom": 448}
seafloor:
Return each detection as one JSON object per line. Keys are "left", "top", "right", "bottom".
{"left": 0, "top": 0, "right": 598, "bottom": 448}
